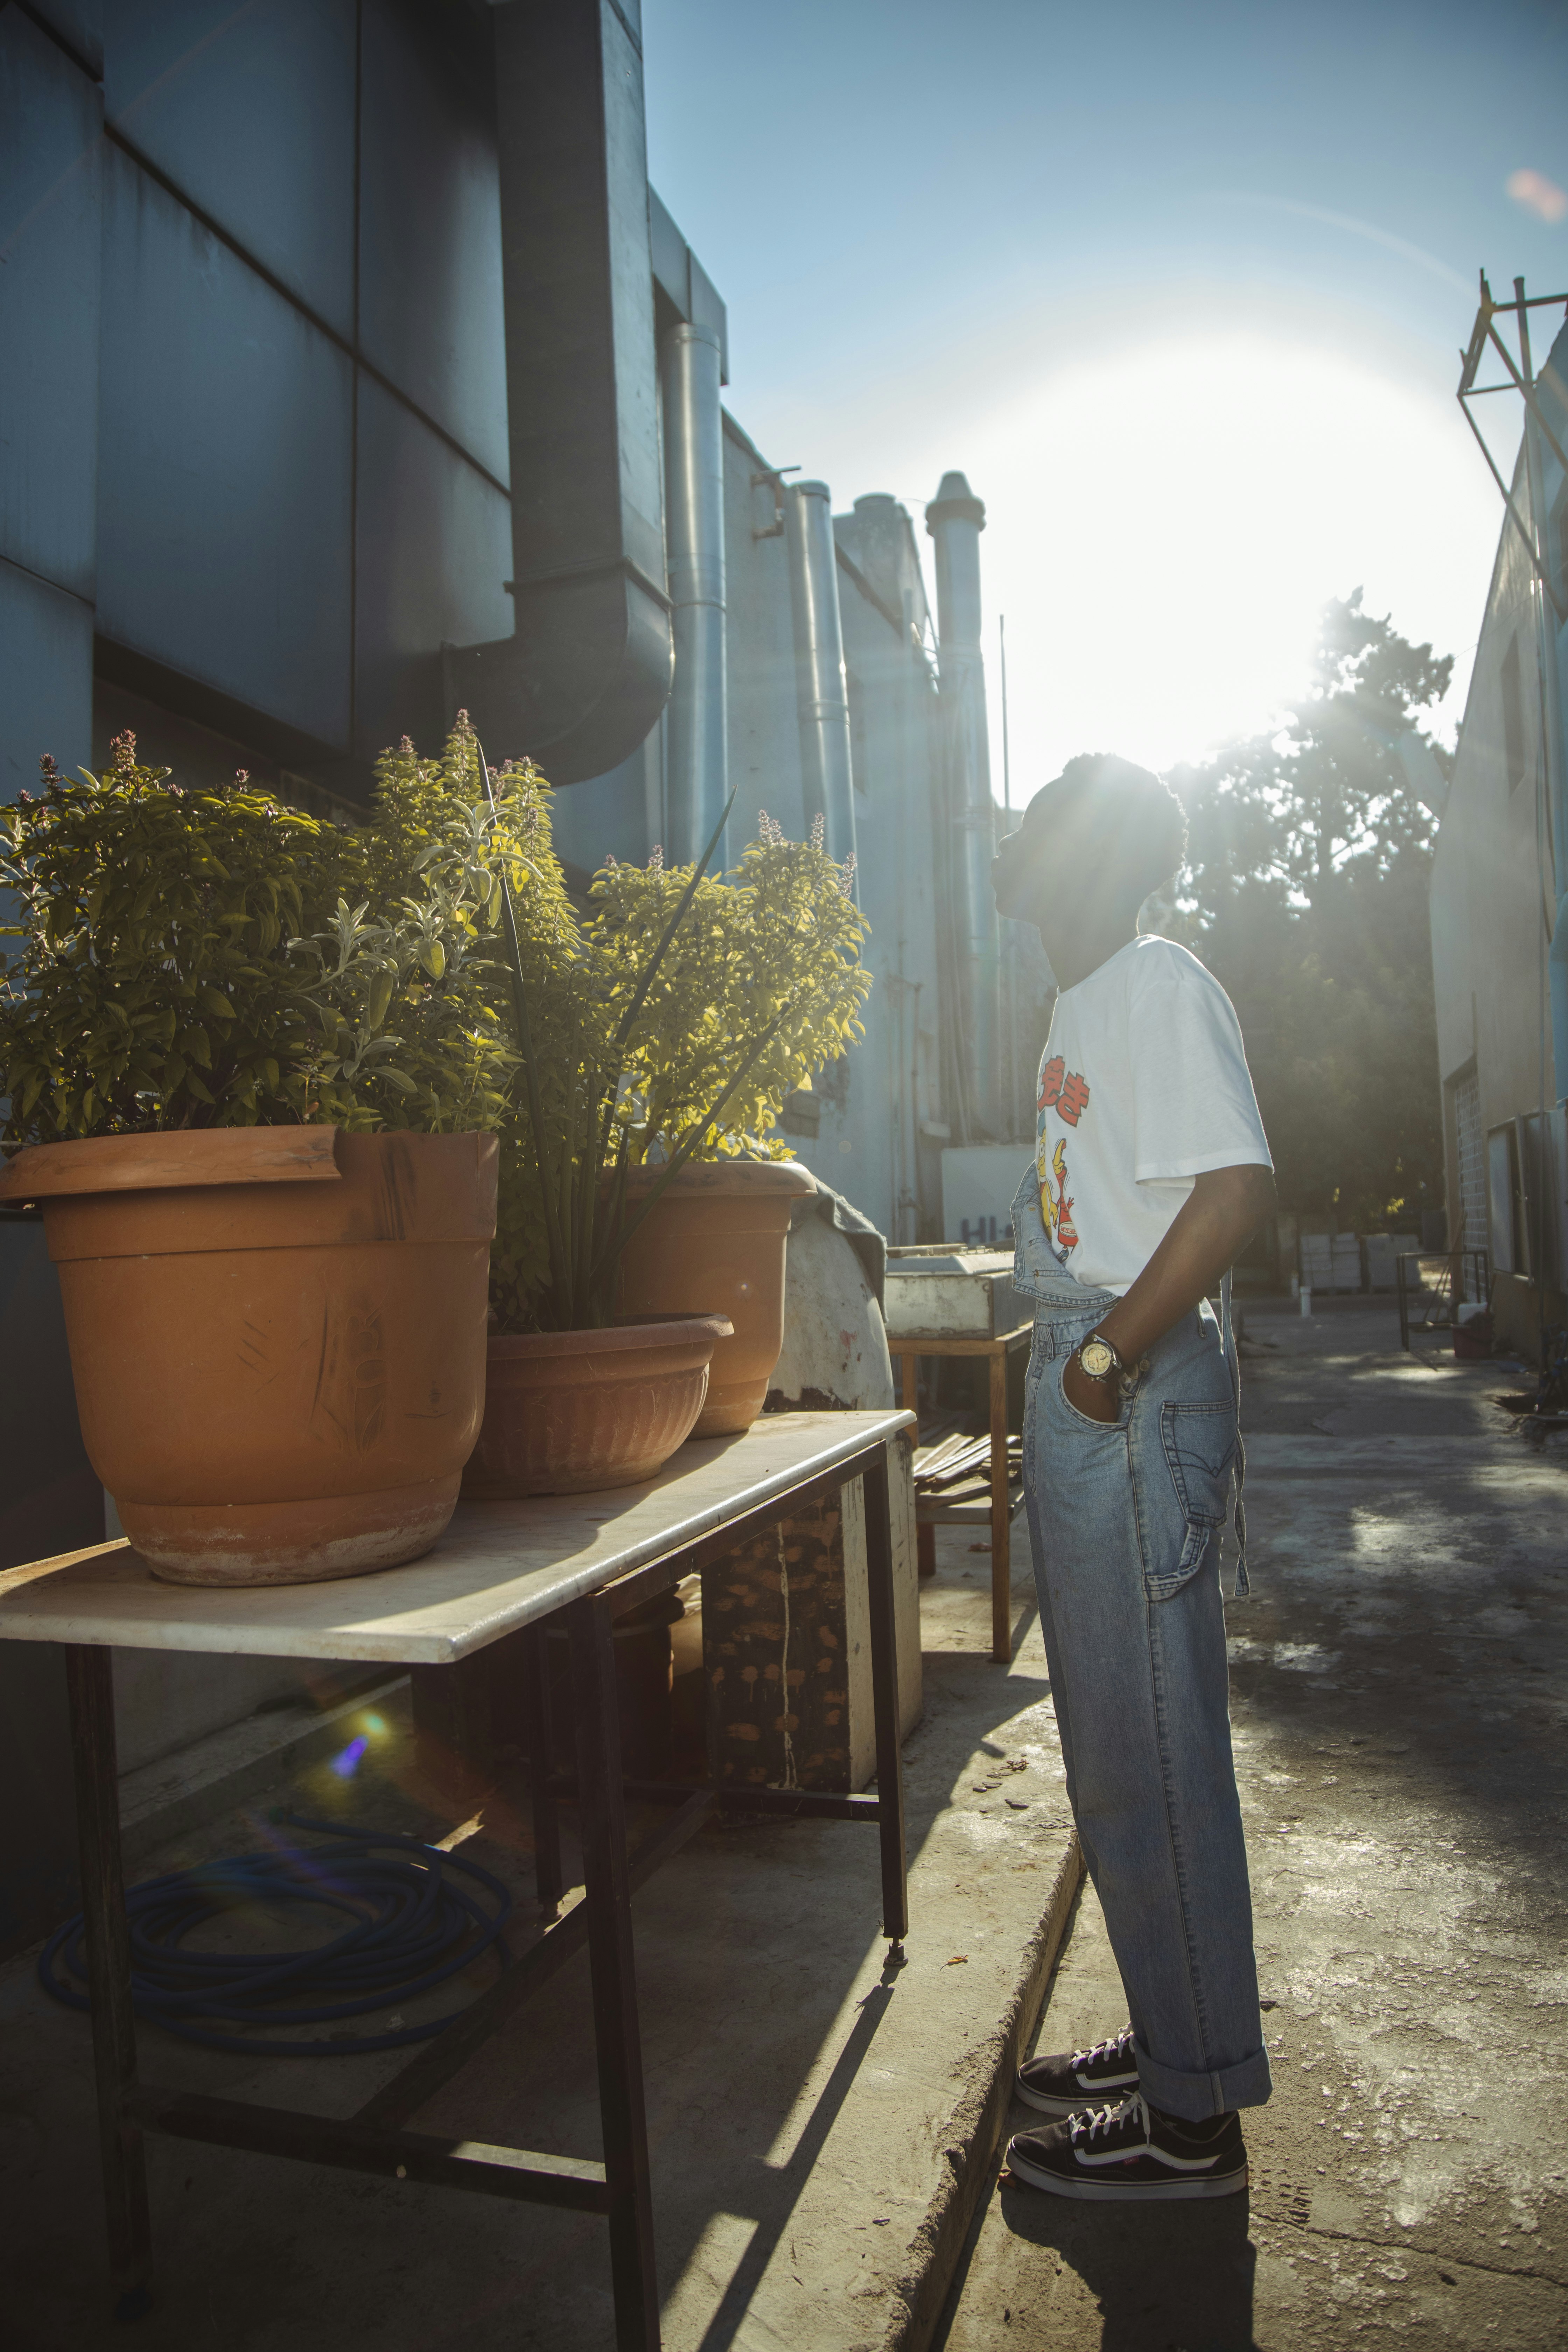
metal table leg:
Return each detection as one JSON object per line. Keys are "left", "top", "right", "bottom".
{"left": 522, "top": 1624, "right": 564, "bottom": 1918}
{"left": 64, "top": 1643, "right": 152, "bottom": 2320}
{"left": 569, "top": 1592, "right": 660, "bottom": 2350}
{"left": 898, "top": 1353, "right": 936, "bottom": 1578}
{"left": 862, "top": 1448, "right": 909, "bottom": 1945}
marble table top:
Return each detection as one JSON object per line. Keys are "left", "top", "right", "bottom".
{"left": 0, "top": 1410, "right": 912, "bottom": 1668}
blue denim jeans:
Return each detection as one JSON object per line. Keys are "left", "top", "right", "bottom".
{"left": 1011, "top": 1171, "right": 1272, "bottom": 2119}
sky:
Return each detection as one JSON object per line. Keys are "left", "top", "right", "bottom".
{"left": 643, "top": 0, "right": 1568, "bottom": 798}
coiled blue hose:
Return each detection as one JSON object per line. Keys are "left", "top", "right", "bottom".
{"left": 38, "top": 1813, "right": 513, "bottom": 2057}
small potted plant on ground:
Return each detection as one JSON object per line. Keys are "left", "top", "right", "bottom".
{"left": 458, "top": 751, "right": 871, "bottom": 1493}
{"left": 0, "top": 730, "right": 514, "bottom": 1586}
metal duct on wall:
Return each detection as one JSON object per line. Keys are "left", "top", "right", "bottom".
{"left": 926, "top": 470, "right": 1002, "bottom": 1139}
{"left": 661, "top": 320, "right": 728, "bottom": 864}
{"left": 445, "top": 0, "right": 672, "bottom": 783}
{"left": 785, "top": 481, "right": 858, "bottom": 868}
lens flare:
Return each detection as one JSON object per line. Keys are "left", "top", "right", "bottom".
{"left": 1507, "top": 169, "right": 1568, "bottom": 225}
{"left": 330, "top": 1735, "right": 369, "bottom": 1780}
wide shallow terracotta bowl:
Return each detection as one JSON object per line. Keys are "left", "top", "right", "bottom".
{"left": 616, "top": 1161, "right": 817, "bottom": 1437}
{"left": 0, "top": 1126, "right": 497, "bottom": 1587}
{"left": 461, "top": 1314, "right": 733, "bottom": 1499}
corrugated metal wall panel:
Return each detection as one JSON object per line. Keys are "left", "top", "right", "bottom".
{"left": 104, "top": 0, "right": 357, "bottom": 338}
{"left": 0, "top": 560, "right": 94, "bottom": 796}
{"left": 96, "top": 145, "right": 355, "bottom": 750}
{"left": 358, "top": 0, "right": 509, "bottom": 486}
{"left": 353, "top": 370, "right": 514, "bottom": 762}
{"left": 0, "top": 6, "right": 101, "bottom": 603}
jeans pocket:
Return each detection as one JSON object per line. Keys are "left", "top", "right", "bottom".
{"left": 1152, "top": 1400, "right": 1236, "bottom": 1599}
{"left": 1054, "top": 1352, "right": 1125, "bottom": 1434}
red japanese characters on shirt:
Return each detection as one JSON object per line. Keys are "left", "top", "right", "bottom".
{"left": 1036, "top": 1055, "right": 1090, "bottom": 1127}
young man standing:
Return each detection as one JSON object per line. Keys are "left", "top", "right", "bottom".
{"left": 992, "top": 753, "right": 1275, "bottom": 2202}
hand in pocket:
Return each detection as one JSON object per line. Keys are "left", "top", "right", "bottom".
{"left": 1063, "top": 1351, "right": 1119, "bottom": 1424}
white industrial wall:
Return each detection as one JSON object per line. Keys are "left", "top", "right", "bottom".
{"left": 1430, "top": 420, "right": 1568, "bottom": 1353}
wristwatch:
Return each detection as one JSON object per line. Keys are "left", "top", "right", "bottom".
{"left": 1075, "top": 1332, "right": 1128, "bottom": 1385}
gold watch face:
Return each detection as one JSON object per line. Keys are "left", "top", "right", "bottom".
{"left": 1080, "top": 1338, "right": 1116, "bottom": 1379}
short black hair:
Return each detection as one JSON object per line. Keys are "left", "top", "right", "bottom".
{"left": 1019, "top": 752, "right": 1187, "bottom": 907}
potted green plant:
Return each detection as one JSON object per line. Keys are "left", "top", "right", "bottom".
{"left": 0, "top": 730, "right": 514, "bottom": 1587}
{"left": 459, "top": 747, "right": 871, "bottom": 1493}
{"left": 599, "top": 812, "right": 872, "bottom": 1433}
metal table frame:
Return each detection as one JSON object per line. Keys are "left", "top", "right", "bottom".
{"left": 37, "top": 1430, "right": 909, "bottom": 2351}
{"left": 894, "top": 1322, "right": 1032, "bottom": 1663}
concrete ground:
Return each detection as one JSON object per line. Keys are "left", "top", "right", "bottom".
{"left": 936, "top": 1299, "right": 1568, "bottom": 2351}
{"left": 1, "top": 1508, "right": 1078, "bottom": 2352}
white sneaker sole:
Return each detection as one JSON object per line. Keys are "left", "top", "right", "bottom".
{"left": 1007, "top": 2142, "right": 1248, "bottom": 2201}
{"left": 1015, "top": 2076, "right": 1139, "bottom": 2118}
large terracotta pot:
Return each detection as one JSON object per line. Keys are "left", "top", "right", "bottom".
{"left": 462, "top": 1315, "right": 732, "bottom": 1498}
{"left": 0, "top": 1127, "right": 497, "bottom": 1587}
{"left": 617, "top": 1161, "right": 818, "bottom": 1436}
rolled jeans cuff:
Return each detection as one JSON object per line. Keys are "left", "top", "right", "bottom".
{"left": 1135, "top": 2037, "right": 1273, "bottom": 2120}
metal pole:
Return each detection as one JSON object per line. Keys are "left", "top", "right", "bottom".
{"left": 569, "top": 1595, "right": 659, "bottom": 2348}
{"left": 861, "top": 1448, "right": 908, "bottom": 1945}
{"left": 783, "top": 481, "right": 859, "bottom": 869}
{"left": 1000, "top": 613, "right": 1011, "bottom": 816}
{"left": 926, "top": 472, "right": 1002, "bottom": 1138}
{"left": 523, "top": 1625, "right": 564, "bottom": 1917}
{"left": 999, "top": 613, "right": 1017, "bottom": 1138}
{"left": 660, "top": 321, "right": 728, "bottom": 868}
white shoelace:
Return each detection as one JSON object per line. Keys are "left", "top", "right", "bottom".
{"left": 1071, "top": 2090, "right": 1147, "bottom": 2149}
{"left": 1071, "top": 2024, "right": 1136, "bottom": 2071}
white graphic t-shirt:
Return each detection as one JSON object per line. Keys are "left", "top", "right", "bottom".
{"left": 1035, "top": 934, "right": 1272, "bottom": 1296}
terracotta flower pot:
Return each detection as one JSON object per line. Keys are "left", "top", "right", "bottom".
{"left": 616, "top": 1161, "right": 818, "bottom": 1436}
{"left": 0, "top": 1127, "right": 497, "bottom": 1587}
{"left": 461, "top": 1315, "right": 733, "bottom": 1498}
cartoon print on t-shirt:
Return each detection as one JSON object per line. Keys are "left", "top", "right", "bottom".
{"left": 1037, "top": 1055, "right": 1090, "bottom": 1126}
{"left": 1048, "top": 1139, "right": 1077, "bottom": 1252}
{"left": 1037, "top": 1053, "right": 1091, "bottom": 1265}
{"left": 1036, "top": 1133, "right": 1079, "bottom": 1265}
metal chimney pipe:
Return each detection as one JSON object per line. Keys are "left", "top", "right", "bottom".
{"left": 784, "top": 480, "right": 858, "bottom": 867}
{"left": 444, "top": 0, "right": 673, "bottom": 782}
{"left": 926, "top": 470, "right": 1002, "bottom": 1139}
{"left": 660, "top": 319, "right": 728, "bottom": 866}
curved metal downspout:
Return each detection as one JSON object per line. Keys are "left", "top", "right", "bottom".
{"left": 784, "top": 481, "right": 858, "bottom": 868}
{"left": 926, "top": 471, "right": 1002, "bottom": 1140}
{"left": 660, "top": 321, "right": 728, "bottom": 865}
{"left": 446, "top": 0, "right": 673, "bottom": 783}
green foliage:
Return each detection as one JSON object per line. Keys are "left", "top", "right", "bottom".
{"left": 591, "top": 812, "right": 871, "bottom": 1160}
{"left": 0, "top": 725, "right": 516, "bottom": 1146}
{"left": 1165, "top": 593, "right": 1452, "bottom": 1228}
{"left": 1, "top": 708, "right": 872, "bottom": 1316}
{"left": 488, "top": 802, "right": 870, "bottom": 1336}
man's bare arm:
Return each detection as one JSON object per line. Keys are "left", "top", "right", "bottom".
{"left": 1062, "top": 1164, "right": 1276, "bottom": 1422}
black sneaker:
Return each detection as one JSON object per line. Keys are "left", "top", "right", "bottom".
{"left": 1007, "top": 2092, "right": 1248, "bottom": 2201}
{"left": 1015, "top": 2023, "right": 1139, "bottom": 2116}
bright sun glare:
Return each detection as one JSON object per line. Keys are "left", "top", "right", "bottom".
{"left": 974, "top": 334, "right": 1505, "bottom": 797}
